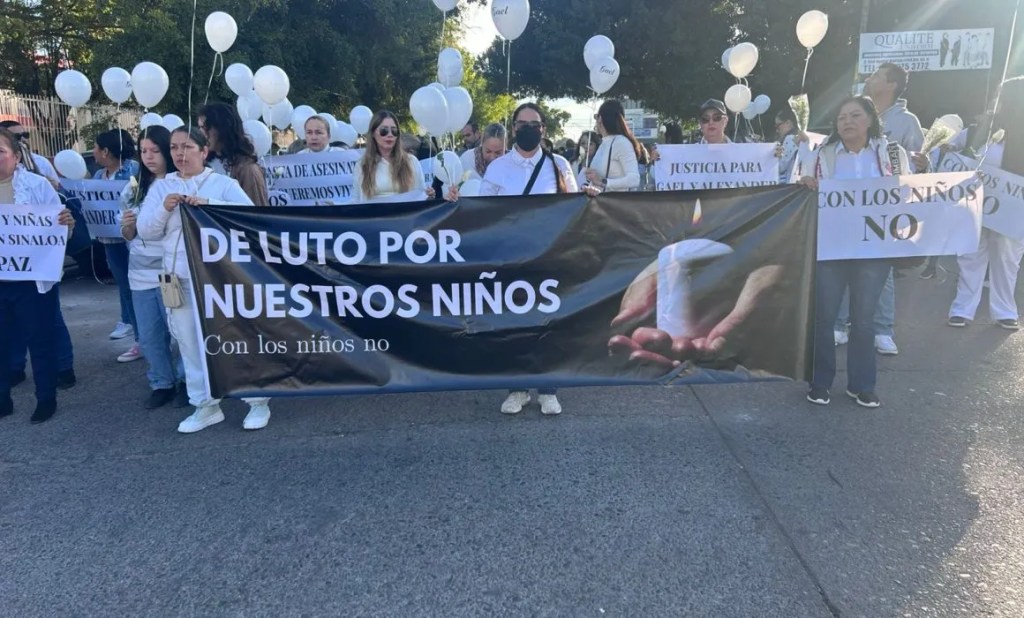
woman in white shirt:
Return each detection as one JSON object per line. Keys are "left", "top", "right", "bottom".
{"left": 800, "top": 96, "right": 910, "bottom": 409}
{"left": 459, "top": 123, "right": 507, "bottom": 181}
{"left": 300, "top": 116, "right": 345, "bottom": 154}
{"left": 579, "top": 99, "right": 641, "bottom": 192}
{"left": 137, "top": 126, "right": 273, "bottom": 434}
{"left": 351, "top": 111, "right": 426, "bottom": 203}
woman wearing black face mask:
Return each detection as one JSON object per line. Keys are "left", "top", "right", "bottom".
{"left": 474, "top": 102, "right": 578, "bottom": 416}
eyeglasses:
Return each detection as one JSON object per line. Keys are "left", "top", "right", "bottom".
{"left": 14, "top": 131, "right": 29, "bottom": 140}
{"left": 377, "top": 127, "right": 399, "bottom": 137}
{"left": 514, "top": 121, "right": 542, "bottom": 130}
{"left": 699, "top": 115, "right": 725, "bottom": 124}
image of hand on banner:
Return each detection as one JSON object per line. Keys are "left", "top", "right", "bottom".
{"left": 100, "top": 67, "right": 132, "bottom": 105}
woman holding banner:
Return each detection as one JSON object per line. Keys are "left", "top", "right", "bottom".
{"left": 800, "top": 96, "right": 910, "bottom": 409}
{"left": 579, "top": 99, "right": 641, "bottom": 192}
{"left": 459, "top": 123, "right": 507, "bottom": 181}
{"left": 948, "top": 77, "right": 1024, "bottom": 331}
{"left": 94, "top": 129, "right": 140, "bottom": 345}
{"left": 0, "top": 128, "right": 76, "bottom": 423}
{"left": 352, "top": 111, "right": 427, "bottom": 203}
{"left": 198, "top": 103, "right": 269, "bottom": 206}
{"left": 136, "top": 127, "right": 273, "bottom": 433}
{"left": 300, "top": 116, "right": 345, "bottom": 154}
{"left": 774, "top": 107, "right": 803, "bottom": 183}
{"left": 119, "top": 126, "right": 188, "bottom": 410}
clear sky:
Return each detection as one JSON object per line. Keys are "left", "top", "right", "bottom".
{"left": 460, "top": 3, "right": 598, "bottom": 139}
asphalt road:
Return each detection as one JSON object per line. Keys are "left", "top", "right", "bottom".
{"left": 2, "top": 264, "right": 1023, "bottom": 617}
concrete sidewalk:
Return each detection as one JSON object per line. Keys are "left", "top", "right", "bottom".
{"left": 1, "top": 268, "right": 1022, "bottom": 616}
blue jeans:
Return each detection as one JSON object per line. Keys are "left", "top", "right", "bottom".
{"left": 835, "top": 267, "right": 895, "bottom": 336}
{"left": 132, "top": 288, "right": 185, "bottom": 390}
{"left": 0, "top": 282, "right": 60, "bottom": 403}
{"left": 104, "top": 242, "right": 137, "bottom": 336}
{"left": 10, "top": 285, "right": 74, "bottom": 373}
{"left": 813, "top": 260, "right": 892, "bottom": 393}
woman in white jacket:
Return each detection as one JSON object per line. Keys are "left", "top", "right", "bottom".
{"left": 137, "top": 126, "right": 273, "bottom": 433}
{"left": 579, "top": 99, "right": 641, "bottom": 193}
{"left": 0, "top": 128, "right": 76, "bottom": 423}
{"left": 800, "top": 96, "right": 911, "bottom": 409}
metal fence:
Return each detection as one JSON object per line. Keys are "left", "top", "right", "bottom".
{"left": 0, "top": 90, "right": 141, "bottom": 158}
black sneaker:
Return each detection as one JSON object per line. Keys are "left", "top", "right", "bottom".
{"left": 30, "top": 399, "right": 57, "bottom": 424}
{"left": 174, "top": 383, "right": 190, "bottom": 408}
{"left": 10, "top": 370, "right": 26, "bottom": 387}
{"left": 947, "top": 316, "right": 968, "bottom": 327}
{"left": 0, "top": 396, "right": 13, "bottom": 418}
{"left": 806, "top": 387, "right": 830, "bottom": 405}
{"left": 997, "top": 319, "right": 1020, "bottom": 331}
{"left": 846, "top": 390, "right": 881, "bottom": 408}
{"left": 57, "top": 369, "right": 77, "bottom": 390}
{"left": 145, "top": 387, "right": 176, "bottom": 410}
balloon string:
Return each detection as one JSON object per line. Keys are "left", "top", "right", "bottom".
{"left": 504, "top": 41, "right": 512, "bottom": 131}
{"left": 800, "top": 47, "right": 814, "bottom": 93}
{"left": 204, "top": 53, "right": 222, "bottom": 105}
{"left": 187, "top": 0, "right": 197, "bottom": 127}
{"left": 976, "top": 0, "right": 1019, "bottom": 170}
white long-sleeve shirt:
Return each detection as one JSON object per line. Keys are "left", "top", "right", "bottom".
{"left": 351, "top": 153, "right": 425, "bottom": 204}
{"left": 481, "top": 148, "right": 578, "bottom": 196}
{"left": 579, "top": 134, "right": 640, "bottom": 191}
{"left": 136, "top": 169, "right": 253, "bottom": 281}
{"left": 4, "top": 167, "right": 63, "bottom": 292}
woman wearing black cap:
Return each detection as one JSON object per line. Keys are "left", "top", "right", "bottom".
{"left": 698, "top": 99, "right": 732, "bottom": 145}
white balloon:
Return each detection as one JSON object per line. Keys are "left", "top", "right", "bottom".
{"left": 589, "top": 56, "right": 620, "bottom": 95}
{"left": 727, "top": 42, "right": 759, "bottom": 79}
{"left": 236, "top": 91, "right": 264, "bottom": 121}
{"left": 443, "top": 87, "right": 473, "bottom": 133}
{"left": 796, "top": 10, "right": 829, "bottom": 49}
{"left": 139, "top": 112, "right": 163, "bottom": 130}
{"left": 350, "top": 105, "right": 373, "bottom": 135}
{"left": 162, "top": 114, "right": 184, "bottom": 131}
{"left": 753, "top": 94, "right": 771, "bottom": 115}
{"left": 721, "top": 47, "right": 734, "bottom": 72}
{"left": 433, "top": 0, "right": 458, "bottom": 10}
{"left": 429, "top": 82, "right": 446, "bottom": 92}
{"left": 410, "top": 87, "right": 449, "bottom": 136}
{"left": 225, "top": 63, "right": 254, "bottom": 97}
{"left": 264, "top": 98, "right": 294, "bottom": 130}
{"left": 131, "top": 62, "right": 169, "bottom": 109}
{"left": 319, "top": 113, "right": 338, "bottom": 139}
{"left": 54, "top": 70, "right": 91, "bottom": 108}
{"left": 242, "top": 119, "right": 272, "bottom": 157}
{"left": 724, "top": 84, "right": 752, "bottom": 113}
{"left": 492, "top": 0, "right": 530, "bottom": 41}
{"left": 100, "top": 67, "right": 132, "bottom": 104}
{"left": 54, "top": 150, "right": 88, "bottom": 180}
{"left": 336, "top": 122, "right": 359, "bottom": 147}
{"left": 438, "top": 48, "right": 464, "bottom": 87}
{"left": 253, "top": 65, "right": 290, "bottom": 105}
{"left": 460, "top": 178, "right": 482, "bottom": 197}
{"left": 432, "top": 151, "right": 463, "bottom": 186}
{"left": 584, "top": 35, "right": 615, "bottom": 71}
{"left": 204, "top": 11, "right": 238, "bottom": 53}
{"left": 291, "top": 105, "right": 317, "bottom": 139}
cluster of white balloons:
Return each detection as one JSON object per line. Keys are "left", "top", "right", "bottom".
{"left": 140, "top": 112, "right": 184, "bottom": 131}
{"left": 409, "top": 49, "right": 474, "bottom": 137}
{"left": 56, "top": 61, "right": 170, "bottom": 111}
{"left": 719, "top": 42, "right": 760, "bottom": 113}
{"left": 741, "top": 95, "right": 772, "bottom": 120}
{"left": 584, "top": 35, "right": 620, "bottom": 95}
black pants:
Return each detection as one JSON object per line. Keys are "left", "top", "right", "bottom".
{"left": 0, "top": 282, "right": 59, "bottom": 403}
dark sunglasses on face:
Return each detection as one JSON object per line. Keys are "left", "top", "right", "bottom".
{"left": 377, "top": 127, "right": 399, "bottom": 137}
{"left": 514, "top": 121, "right": 542, "bottom": 130}
{"left": 700, "top": 114, "right": 725, "bottom": 124}
{"left": 14, "top": 131, "right": 29, "bottom": 139}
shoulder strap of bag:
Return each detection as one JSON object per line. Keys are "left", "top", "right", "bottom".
{"left": 604, "top": 136, "right": 616, "bottom": 180}
{"left": 169, "top": 172, "right": 215, "bottom": 275}
{"left": 522, "top": 152, "right": 548, "bottom": 196}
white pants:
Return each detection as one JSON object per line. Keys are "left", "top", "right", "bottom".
{"left": 950, "top": 229, "right": 1024, "bottom": 321}
{"left": 167, "top": 284, "right": 269, "bottom": 410}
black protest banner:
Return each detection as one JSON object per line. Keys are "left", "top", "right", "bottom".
{"left": 181, "top": 187, "right": 817, "bottom": 399}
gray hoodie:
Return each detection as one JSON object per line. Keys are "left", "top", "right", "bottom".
{"left": 879, "top": 99, "right": 924, "bottom": 152}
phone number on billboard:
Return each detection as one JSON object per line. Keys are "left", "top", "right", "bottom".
{"left": 861, "top": 61, "right": 930, "bottom": 73}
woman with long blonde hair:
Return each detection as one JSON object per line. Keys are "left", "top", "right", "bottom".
{"left": 352, "top": 110, "right": 425, "bottom": 203}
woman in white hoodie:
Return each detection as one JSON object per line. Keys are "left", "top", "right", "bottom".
{"left": 137, "top": 126, "right": 273, "bottom": 434}
{"left": 0, "top": 128, "right": 76, "bottom": 423}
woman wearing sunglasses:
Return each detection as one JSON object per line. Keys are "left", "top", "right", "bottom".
{"left": 352, "top": 111, "right": 427, "bottom": 203}
{"left": 697, "top": 99, "right": 732, "bottom": 145}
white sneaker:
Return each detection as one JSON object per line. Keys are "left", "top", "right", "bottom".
{"left": 242, "top": 403, "right": 271, "bottom": 430}
{"left": 109, "top": 322, "right": 134, "bottom": 340}
{"left": 539, "top": 394, "right": 562, "bottom": 415}
{"left": 834, "top": 329, "right": 849, "bottom": 346}
{"left": 177, "top": 405, "right": 224, "bottom": 434}
{"left": 501, "top": 391, "right": 530, "bottom": 414}
{"left": 117, "top": 343, "right": 143, "bottom": 363}
{"left": 875, "top": 335, "right": 899, "bottom": 355}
